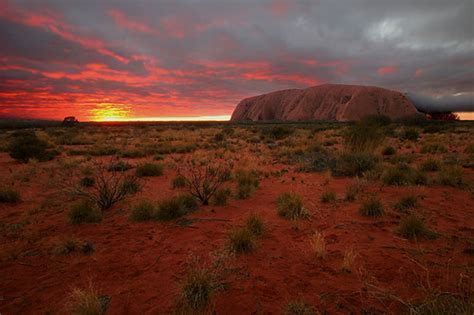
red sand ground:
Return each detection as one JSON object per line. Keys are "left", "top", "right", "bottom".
{"left": 0, "top": 147, "right": 473, "bottom": 314}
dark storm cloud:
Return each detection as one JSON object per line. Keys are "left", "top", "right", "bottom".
{"left": 0, "top": 0, "right": 472, "bottom": 119}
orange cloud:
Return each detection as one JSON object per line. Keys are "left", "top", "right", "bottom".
{"left": 377, "top": 66, "right": 397, "bottom": 76}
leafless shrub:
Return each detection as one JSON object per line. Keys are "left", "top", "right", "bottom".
{"left": 177, "top": 156, "right": 232, "bottom": 205}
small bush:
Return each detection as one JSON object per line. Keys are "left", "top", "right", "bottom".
{"left": 129, "top": 200, "right": 155, "bottom": 221}
{"left": 245, "top": 213, "right": 265, "bottom": 236}
{"left": 0, "top": 187, "right": 20, "bottom": 203}
{"left": 395, "top": 215, "right": 437, "bottom": 240}
{"left": 228, "top": 226, "right": 255, "bottom": 254}
{"left": 235, "top": 169, "right": 259, "bottom": 199}
{"left": 107, "top": 161, "right": 132, "bottom": 172}
{"left": 394, "top": 195, "right": 417, "bottom": 213}
{"left": 212, "top": 187, "right": 231, "bottom": 206}
{"left": 359, "top": 197, "right": 384, "bottom": 217}
{"left": 8, "top": 130, "right": 57, "bottom": 163}
{"left": 80, "top": 176, "right": 95, "bottom": 187}
{"left": 344, "top": 180, "right": 364, "bottom": 202}
{"left": 382, "top": 165, "right": 427, "bottom": 186}
{"left": 277, "top": 192, "right": 308, "bottom": 220}
{"left": 67, "top": 282, "right": 106, "bottom": 315}
{"left": 181, "top": 262, "right": 213, "bottom": 310}
{"left": 171, "top": 175, "right": 186, "bottom": 189}
{"left": 344, "top": 119, "right": 385, "bottom": 152}
{"left": 309, "top": 232, "right": 326, "bottom": 258}
{"left": 419, "top": 158, "right": 441, "bottom": 172}
{"left": 342, "top": 248, "right": 357, "bottom": 273}
{"left": 155, "top": 194, "right": 198, "bottom": 220}
{"left": 320, "top": 191, "right": 336, "bottom": 203}
{"left": 382, "top": 146, "right": 396, "bottom": 156}
{"left": 68, "top": 201, "right": 102, "bottom": 225}
{"left": 136, "top": 163, "right": 163, "bottom": 177}
{"left": 421, "top": 143, "right": 448, "bottom": 154}
{"left": 330, "top": 152, "right": 377, "bottom": 177}
{"left": 262, "top": 126, "right": 293, "bottom": 140}
{"left": 438, "top": 166, "right": 464, "bottom": 187}
{"left": 54, "top": 238, "right": 94, "bottom": 256}
{"left": 400, "top": 128, "right": 419, "bottom": 141}
{"left": 283, "top": 300, "right": 316, "bottom": 315}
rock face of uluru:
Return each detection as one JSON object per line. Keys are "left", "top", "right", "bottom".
{"left": 230, "top": 84, "right": 418, "bottom": 121}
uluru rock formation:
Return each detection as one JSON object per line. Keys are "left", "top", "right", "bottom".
{"left": 230, "top": 84, "right": 419, "bottom": 121}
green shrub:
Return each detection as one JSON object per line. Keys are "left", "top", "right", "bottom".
{"left": 0, "top": 187, "right": 20, "bottom": 203}
{"left": 235, "top": 169, "right": 259, "bottom": 199}
{"left": 129, "top": 201, "right": 155, "bottom": 221}
{"left": 171, "top": 175, "right": 186, "bottom": 189}
{"left": 120, "top": 149, "right": 146, "bottom": 158}
{"left": 68, "top": 201, "right": 102, "bottom": 224}
{"left": 359, "top": 197, "right": 384, "bottom": 217}
{"left": 245, "top": 213, "right": 265, "bottom": 236}
{"left": 228, "top": 227, "right": 255, "bottom": 254}
{"left": 330, "top": 153, "right": 377, "bottom": 177}
{"left": 395, "top": 215, "right": 437, "bottom": 239}
{"left": 320, "top": 191, "right": 336, "bottom": 203}
{"left": 382, "top": 146, "right": 396, "bottom": 156}
{"left": 212, "top": 187, "right": 231, "bottom": 206}
{"left": 394, "top": 195, "right": 417, "bottom": 213}
{"left": 400, "top": 128, "right": 419, "bottom": 141}
{"left": 283, "top": 300, "right": 316, "bottom": 315}
{"left": 8, "top": 130, "right": 57, "bottom": 162}
{"left": 262, "top": 126, "right": 293, "bottom": 140}
{"left": 419, "top": 158, "right": 441, "bottom": 172}
{"left": 155, "top": 194, "right": 197, "bottom": 220}
{"left": 136, "top": 163, "right": 163, "bottom": 177}
{"left": 438, "top": 166, "right": 464, "bottom": 187}
{"left": 277, "top": 192, "right": 308, "bottom": 220}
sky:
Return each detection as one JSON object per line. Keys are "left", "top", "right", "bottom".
{"left": 0, "top": 0, "right": 473, "bottom": 121}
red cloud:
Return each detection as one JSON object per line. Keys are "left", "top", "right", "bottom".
{"left": 108, "top": 9, "right": 159, "bottom": 36}
{"left": 377, "top": 66, "right": 397, "bottom": 76}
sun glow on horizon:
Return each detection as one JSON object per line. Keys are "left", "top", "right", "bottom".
{"left": 89, "top": 115, "right": 231, "bottom": 122}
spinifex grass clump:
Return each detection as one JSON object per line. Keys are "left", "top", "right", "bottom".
{"left": 438, "top": 166, "right": 464, "bottom": 187}
{"left": 129, "top": 200, "right": 155, "bottom": 221}
{"left": 245, "top": 213, "right": 265, "bottom": 236}
{"left": 320, "top": 190, "right": 336, "bottom": 203}
{"left": 212, "top": 187, "right": 231, "bottom": 205}
{"left": 180, "top": 258, "right": 214, "bottom": 311}
{"left": 277, "top": 192, "right": 308, "bottom": 220}
{"left": 0, "top": 187, "right": 20, "bottom": 203}
{"left": 394, "top": 194, "right": 418, "bottom": 213}
{"left": 67, "top": 281, "right": 108, "bottom": 315}
{"left": 228, "top": 226, "right": 255, "bottom": 254}
{"left": 155, "top": 194, "right": 198, "bottom": 220}
{"left": 344, "top": 117, "right": 386, "bottom": 153}
{"left": 8, "top": 130, "right": 58, "bottom": 163}
{"left": 395, "top": 215, "right": 437, "bottom": 240}
{"left": 68, "top": 201, "right": 102, "bottom": 225}
{"left": 282, "top": 300, "right": 317, "bottom": 315}
{"left": 135, "top": 163, "right": 163, "bottom": 177}
{"left": 235, "top": 169, "right": 260, "bottom": 199}
{"left": 382, "top": 164, "right": 427, "bottom": 186}
{"left": 330, "top": 152, "right": 378, "bottom": 177}
{"left": 359, "top": 197, "right": 384, "bottom": 217}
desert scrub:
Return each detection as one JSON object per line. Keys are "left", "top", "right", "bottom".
{"left": 382, "top": 146, "right": 396, "bottom": 156}
{"left": 107, "top": 160, "right": 132, "bottom": 172}
{"left": 235, "top": 169, "right": 259, "bottom": 199}
{"left": 359, "top": 197, "right": 384, "bottom": 217}
{"left": 344, "top": 179, "right": 365, "bottom": 201}
{"left": 277, "top": 192, "right": 308, "bottom": 219}
{"left": 212, "top": 187, "right": 231, "bottom": 206}
{"left": 0, "top": 187, "right": 20, "bottom": 203}
{"left": 228, "top": 226, "right": 255, "bottom": 254}
{"left": 67, "top": 281, "right": 108, "bottom": 315}
{"left": 80, "top": 176, "right": 95, "bottom": 187}
{"left": 341, "top": 248, "right": 357, "bottom": 273}
{"left": 421, "top": 143, "right": 448, "bottom": 154}
{"left": 171, "top": 175, "right": 186, "bottom": 189}
{"left": 400, "top": 127, "right": 419, "bottom": 141}
{"left": 393, "top": 195, "right": 418, "bottom": 213}
{"left": 464, "top": 144, "right": 474, "bottom": 154}
{"left": 245, "top": 213, "right": 265, "bottom": 236}
{"left": 177, "top": 157, "right": 232, "bottom": 205}
{"left": 282, "top": 300, "right": 317, "bottom": 315}
{"left": 8, "top": 130, "right": 57, "bottom": 163}
{"left": 135, "top": 163, "right": 163, "bottom": 177}
{"left": 438, "top": 166, "right": 464, "bottom": 187}
{"left": 129, "top": 200, "right": 155, "bottom": 221}
{"left": 155, "top": 194, "right": 198, "bottom": 220}
{"left": 382, "top": 164, "right": 427, "bottom": 186}
{"left": 344, "top": 118, "right": 385, "bottom": 152}
{"left": 330, "top": 152, "right": 378, "bottom": 177}
{"left": 320, "top": 190, "right": 336, "bottom": 203}
{"left": 395, "top": 215, "right": 437, "bottom": 240}
{"left": 68, "top": 201, "right": 102, "bottom": 224}
{"left": 53, "top": 238, "right": 94, "bottom": 256}
{"left": 419, "top": 158, "right": 441, "bottom": 172}
{"left": 181, "top": 260, "right": 213, "bottom": 311}
{"left": 309, "top": 232, "right": 326, "bottom": 258}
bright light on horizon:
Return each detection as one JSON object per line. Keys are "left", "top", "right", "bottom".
{"left": 89, "top": 115, "right": 231, "bottom": 122}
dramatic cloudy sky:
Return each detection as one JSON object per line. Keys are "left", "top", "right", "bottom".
{"left": 0, "top": 0, "right": 473, "bottom": 121}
